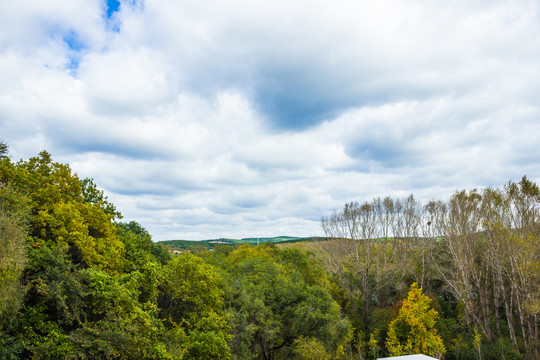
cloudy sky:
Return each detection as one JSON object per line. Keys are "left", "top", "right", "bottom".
{"left": 1, "top": 0, "right": 539, "bottom": 240}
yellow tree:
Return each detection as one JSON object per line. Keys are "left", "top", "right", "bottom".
{"left": 386, "top": 282, "right": 445, "bottom": 358}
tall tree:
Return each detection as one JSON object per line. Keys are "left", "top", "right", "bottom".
{"left": 321, "top": 201, "right": 376, "bottom": 327}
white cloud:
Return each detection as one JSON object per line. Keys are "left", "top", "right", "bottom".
{"left": 80, "top": 48, "right": 177, "bottom": 116}
{"left": 1, "top": 0, "right": 539, "bottom": 239}
{"left": 0, "top": 0, "right": 107, "bottom": 52}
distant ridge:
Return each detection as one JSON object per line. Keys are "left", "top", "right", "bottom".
{"left": 158, "top": 236, "right": 326, "bottom": 250}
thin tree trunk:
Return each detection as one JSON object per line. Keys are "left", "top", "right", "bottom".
{"left": 502, "top": 279, "right": 519, "bottom": 352}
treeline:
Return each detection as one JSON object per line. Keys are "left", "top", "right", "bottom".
{"left": 316, "top": 177, "right": 540, "bottom": 359}
{"left": 0, "top": 144, "right": 539, "bottom": 359}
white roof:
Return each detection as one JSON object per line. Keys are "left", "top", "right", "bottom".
{"left": 378, "top": 355, "right": 438, "bottom": 360}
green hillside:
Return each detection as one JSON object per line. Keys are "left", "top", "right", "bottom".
{"left": 159, "top": 236, "right": 326, "bottom": 250}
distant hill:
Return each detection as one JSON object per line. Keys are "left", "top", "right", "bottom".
{"left": 158, "top": 236, "right": 327, "bottom": 251}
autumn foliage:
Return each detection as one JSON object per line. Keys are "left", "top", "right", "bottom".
{"left": 386, "top": 283, "right": 445, "bottom": 357}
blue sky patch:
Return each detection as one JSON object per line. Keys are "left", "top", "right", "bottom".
{"left": 63, "top": 31, "right": 85, "bottom": 52}
{"left": 61, "top": 31, "right": 85, "bottom": 73}
{"left": 106, "top": 0, "right": 120, "bottom": 18}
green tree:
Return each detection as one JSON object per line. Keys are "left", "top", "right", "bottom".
{"left": 386, "top": 282, "right": 445, "bottom": 358}
{"left": 80, "top": 177, "right": 121, "bottom": 219}
{"left": 69, "top": 267, "right": 186, "bottom": 360}
{"left": 159, "top": 254, "right": 230, "bottom": 359}
{"left": 294, "top": 337, "right": 330, "bottom": 360}
{"left": 0, "top": 140, "right": 8, "bottom": 158}
{"left": 0, "top": 184, "right": 30, "bottom": 356}
{"left": 22, "top": 249, "right": 87, "bottom": 357}
{"left": 222, "top": 244, "right": 350, "bottom": 360}
{"left": 0, "top": 151, "right": 125, "bottom": 272}
{"left": 116, "top": 221, "right": 171, "bottom": 272}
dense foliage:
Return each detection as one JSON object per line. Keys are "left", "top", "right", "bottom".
{"left": 1, "top": 143, "right": 538, "bottom": 359}
{"left": 0, "top": 148, "right": 226, "bottom": 359}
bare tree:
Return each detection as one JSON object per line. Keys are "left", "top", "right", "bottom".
{"left": 321, "top": 201, "right": 377, "bottom": 327}
{"left": 373, "top": 197, "right": 398, "bottom": 306}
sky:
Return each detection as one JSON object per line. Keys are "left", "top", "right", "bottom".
{"left": 1, "top": 0, "right": 540, "bottom": 240}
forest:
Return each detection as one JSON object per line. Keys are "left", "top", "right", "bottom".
{"left": 0, "top": 144, "right": 539, "bottom": 360}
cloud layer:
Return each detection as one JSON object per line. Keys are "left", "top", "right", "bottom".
{"left": 1, "top": 0, "right": 539, "bottom": 239}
